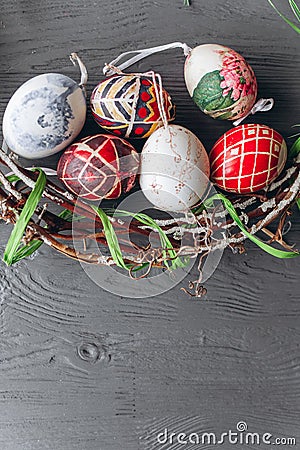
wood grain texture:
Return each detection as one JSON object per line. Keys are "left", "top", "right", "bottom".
{"left": 0, "top": 0, "right": 300, "bottom": 449}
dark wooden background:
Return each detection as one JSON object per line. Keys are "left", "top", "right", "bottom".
{"left": 0, "top": 1, "right": 300, "bottom": 449}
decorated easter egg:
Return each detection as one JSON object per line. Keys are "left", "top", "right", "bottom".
{"left": 3, "top": 73, "right": 86, "bottom": 159}
{"left": 57, "top": 134, "right": 139, "bottom": 201}
{"left": 209, "top": 124, "right": 287, "bottom": 194}
{"left": 184, "top": 44, "right": 257, "bottom": 121}
{"left": 90, "top": 74, "right": 175, "bottom": 138}
{"left": 140, "top": 124, "right": 210, "bottom": 212}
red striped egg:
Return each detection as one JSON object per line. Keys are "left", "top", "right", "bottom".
{"left": 209, "top": 124, "right": 287, "bottom": 193}
{"left": 57, "top": 134, "right": 139, "bottom": 201}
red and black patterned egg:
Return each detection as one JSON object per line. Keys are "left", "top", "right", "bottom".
{"left": 90, "top": 74, "right": 175, "bottom": 139}
{"left": 209, "top": 124, "right": 287, "bottom": 194}
{"left": 57, "top": 134, "right": 139, "bottom": 201}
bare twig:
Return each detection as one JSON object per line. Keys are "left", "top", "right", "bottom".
{"left": 0, "top": 148, "right": 299, "bottom": 298}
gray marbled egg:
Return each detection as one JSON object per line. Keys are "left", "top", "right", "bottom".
{"left": 3, "top": 73, "right": 86, "bottom": 159}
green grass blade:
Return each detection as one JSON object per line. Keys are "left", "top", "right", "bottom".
{"left": 2, "top": 173, "right": 44, "bottom": 263}
{"left": 289, "top": 0, "right": 300, "bottom": 22}
{"left": 106, "top": 209, "right": 189, "bottom": 270}
{"left": 3, "top": 169, "right": 46, "bottom": 265}
{"left": 58, "top": 209, "right": 84, "bottom": 222}
{"left": 290, "top": 136, "right": 300, "bottom": 158}
{"left": 11, "top": 239, "right": 43, "bottom": 264}
{"left": 6, "top": 174, "right": 21, "bottom": 183}
{"left": 59, "top": 209, "right": 74, "bottom": 221}
{"left": 91, "top": 205, "right": 131, "bottom": 270}
{"left": 268, "top": 0, "right": 300, "bottom": 33}
{"left": 8, "top": 205, "right": 81, "bottom": 264}
{"left": 0, "top": 174, "right": 21, "bottom": 186}
{"left": 206, "top": 193, "right": 299, "bottom": 258}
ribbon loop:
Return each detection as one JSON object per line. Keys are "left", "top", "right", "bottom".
{"left": 103, "top": 42, "right": 192, "bottom": 76}
{"left": 233, "top": 98, "right": 274, "bottom": 127}
{"left": 70, "top": 52, "right": 88, "bottom": 88}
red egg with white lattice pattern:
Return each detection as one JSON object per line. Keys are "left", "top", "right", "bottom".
{"left": 57, "top": 134, "right": 139, "bottom": 201}
{"left": 209, "top": 124, "right": 287, "bottom": 194}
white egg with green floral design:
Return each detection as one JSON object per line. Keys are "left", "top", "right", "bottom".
{"left": 184, "top": 44, "right": 257, "bottom": 121}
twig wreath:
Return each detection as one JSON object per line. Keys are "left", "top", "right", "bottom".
{"left": 0, "top": 0, "right": 300, "bottom": 297}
